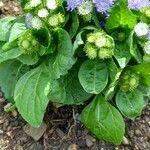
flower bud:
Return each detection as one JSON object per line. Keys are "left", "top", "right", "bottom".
{"left": 48, "top": 15, "right": 59, "bottom": 27}
{"left": 134, "top": 22, "right": 149, "bottom": 37}
{"left": 38, "top": 8, "right": 49, "bottom": 18}
{"left": 57, "top": 13, "right": 65, "bottom": 23}
{"left": 30, "top": 0, "right": 41, "bottom": 7}
{"left": 120, "top": 71, "right": 140, "bottom": 92}
{"left": 46, "top": 0, "right": 57, "bottom": 10}
{"left": 77, "top": 1, "right": 93, "bottom": 15}
{"left": 144, "top": 40, "right": 150, "bottom": 54}
{"left": 87, "top": 33, "right": 96, "bottom": 43}
{"left": 18, "top": 31, "right": 39, "bottom": 54}
{"left": 98, "top": 48, "right": 113, "bottom": 59}
{"left": 117, "top": 32, "right": 126, "bottom": 42}
{"left": 31, "top": 17, "right": 43, "bottom": 30}
{"left": 84, "top": 43, "right": 97, "bottom": 59}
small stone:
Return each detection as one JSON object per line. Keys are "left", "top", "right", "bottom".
{"left": 86, "top": 138, "right": 93, "bottom": 147}
{"left": 56, "top": 128, "right": 65, "bottom": 138}
{"left": 0, "top": 97, "right": 5, "bottom": 103}
{"left": 0, "top": 1, "right": 3, "bottom": 7}
{"left": 11, "top": 110, "right": 18, "bottom": 118}
{"left": 13, "top": 145, "right": 23, "bottom": 150}
{"left": 0, "top": 129, "right": 3, "bottom": 134}
{"left": 68, "top": 144, "right": 79, "bottom": 150}
{"left": 135, "top": 129, "right": 141, "bottom": 136}
{"left": 23, "top": 122, "right": 47, "bottom": 141}
{"left": 30, "top": 143, "right": 44, "bottom": 150}
{"left": 0, "top": 119, "right": 4, "bottom": 124}
{"left": 123, "top": 136, "right": 129, "bottom": 145}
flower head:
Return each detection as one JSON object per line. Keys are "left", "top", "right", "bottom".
{"left": 25, "top": 13, "right": 33, "bottom": 28}
{"left": 46, "top": 0, "right": 58, "bottom": 10}
{"left": 77, "top": 1, "right": 93, "bottom": 15}
{"left": 30, "top": 0, "right": 41, "bottom": 7}
{"left": 128, "top": 0, "right": 150, "bottom": 10}
{"left": 144, "top": 41, "right": 150, "bottom": 54}
{"left": 67, "top": 0, "right": 84, "bottom": 11}
{"left": 38, "top": 8, "right": 49, "bottom": 18}
{"left": 93, "top": 0, "right": 115, "bottom": 13}
{"left": 31, "top": 17, "right": 43, "bottom": 29}
{"left": 134, "top": 22, "right": 149, "bottom": 37}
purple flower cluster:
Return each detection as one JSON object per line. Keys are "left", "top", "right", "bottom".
{"left": 93, "top": 0, "right": 115, "bottom": 13}
{"left": 128, "top": 0, "right": 150, "bottom": 10}
{"left": 67, "top": 0, "right": 115, "bottom": 13}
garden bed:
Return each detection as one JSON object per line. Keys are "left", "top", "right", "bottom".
{"left": 0, "top": 0, "right": 150, "bottom": 150}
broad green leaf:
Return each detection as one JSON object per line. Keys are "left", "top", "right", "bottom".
{"left": 78, "top": 59, "right": 108, "bottom": 94}
{"left": 114, "top": 41, "right": 131, "bottom": 68}
{"left": 14, "top": 65, "right": 51, "bottom": 127}
{"left": 0, "top": 60, "right": 29, "bottom": 102}
{"left": 17, "top": 53, "right": 39, "bottom": 65}
{"left": 69, "top": 11, "right": 79, "bottom": 38}
{"left": 0, "top": 16, "right": 16, "bottom": 41}
{"left": 81, "top": 95, "right": 125, "bottom": 145}
{"left": 116, "top": 89, "right": 145, "bottom": 119}
{"left": 130, "top": 63, "right": 150, "bottom": 86}
{"left": 106, "top": 0, "right": 137, "bottom": 31}
{"left": 48, "top": 65, "right": 92, "bottom": 104}
{"left": 49, "top": 28, "right": 76, "bottom": 79}
{"left": 9, "top": 22, "right": 27, "bottom": 42}
{"left": 0, "top": 47, "right": 23, "bottom": 63}
{"left": 129, "top": 31, "right": 142, "bottom": 63}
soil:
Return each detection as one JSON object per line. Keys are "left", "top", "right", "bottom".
{"left": 0, "top": 1, "right": 150, "bottom": 150}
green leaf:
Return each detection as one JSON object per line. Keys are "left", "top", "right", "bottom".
{"left": 129, "top": 31, "right": 142, "bottom": 63}
{"left": 14, "top": 65, "right": 51, "bottom": 127}
{"left": 106, "top": 0, "right": 137, "bottom": 31}
{"left": 48, "top": 65, "right": 92, "bottom": 104}
{"left": 0, "top": 47, "right": 23, "bottom": 63}
{"left": 114, "top": 41, "right": 131, "bottom": 68}
{"left": 0, "top": 16, "right": 16, "bottom": 41}
{"left": 69, "top": 11, "right": 79, "bottom": 38}
{"left": 49, "top": 28, "right": 76, "bottom": 79}
{"left": 130, "top": 63, "right": 150, "bottom": 86}
{"left": 17, "top": 53, "right": 39, "bottom": 65}
{"left": 81, "top": 95, "right": 125, "bottom": 145}
{"left": 0, "top": 60, "right": 29, "bottom": 102}
{"left": 116, "top": 89, "right": 145, "bottom": 119}
{"left": 9, "top": 21, "right": 27, "bottom": 42}
{"left": 78, "top": 59, "right": 108, "bottom": 94}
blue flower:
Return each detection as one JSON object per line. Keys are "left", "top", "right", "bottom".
{"left": 67, "top": 0, "right": 84, "bottom": 11}
{"left": 93, "top": 0, "right": 115, "bottom": 13}
{"left": 67, "top": 0, "right": 115, "bottom": 13}
{"left": 128, "top": 0, "right": 150, "bottom": 10}
{"left": 25, "top": 13, "right": 33, "bottom": 28}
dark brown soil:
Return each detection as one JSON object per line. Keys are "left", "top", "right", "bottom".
{"left": 0, "top": 1, "right": 150, "bottom": 150}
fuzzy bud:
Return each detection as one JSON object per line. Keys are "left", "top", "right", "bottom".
{"left": 98, "top": 48, "right": 113, "bottom": 59}
{"left": 144, "top": 40, "right": 150, "bottom": 54}
{"left": 30, "top": 0, "right": 41, "bottom": 7}
{"left": 38, "top": 8, "right": 49, "bottom": 18}
{"left": 120, "top": 71, "right": 140, "bottom": 92}
{"left": 77, "top": 1, "right": 93, "bottom": 15}
{"left": 46, "top": 0, "right": 57, "bottom": 10}
{"left": 134, "top": 22, "right": 149, "bottom": 37}
{"left": 18, "top": 31, "right": 39, "bottom": 54}
{"left": 31, "top": 17, "right": 43, "bottom": 30}
{"left": 84, "top": 43, "right": 97, "bottom": 59}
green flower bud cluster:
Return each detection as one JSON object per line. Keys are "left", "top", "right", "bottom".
{"left": 48, "top": 13, "right": 65, "bottom": 27}
{"left": 141, "top": 8, "right": 150, "bottom": 18}
{"left": 84, "top": 31, "right": 114, "bottom": 59}
{"left": 18, "top": 31, "right": 39, "bottom": 54}
{"left": 25, "top": 0, "right": 65, "bottom": 29}
{"left": 120, "top": 71, "right": 140, "bottom": 92}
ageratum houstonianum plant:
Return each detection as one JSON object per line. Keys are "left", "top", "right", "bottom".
{"left": 0, "top": 0, "right": 150, "bottom": 145}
